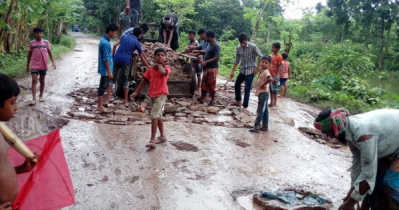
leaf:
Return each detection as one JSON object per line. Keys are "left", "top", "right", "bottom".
{"left": 0, "top": 18, "right": 10, "bottom": 32}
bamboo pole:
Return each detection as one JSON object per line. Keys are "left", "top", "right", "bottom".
{"left": 0, "top": 122, "right": 36, "bottom": 162}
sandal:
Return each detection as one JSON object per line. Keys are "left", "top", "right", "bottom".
{"left": 197, "top": 98, "right": 204, "bottom": 104}
{"left": 103, "top": 102, "right": 109, "bottom": 108}
{"left": 208, "top": 100, "right": 215, "bottom": 106}
{"left": 156, "top": 136, "right": 167, "bottom": 144}
{"left": 146, "top": 140, "right": 157, "bottom": 148}
{"left": 29, "top": 100, "right": 36, "bottom": 106}
{"left": 249, "top": 129, "right": 260, "bottom": 133}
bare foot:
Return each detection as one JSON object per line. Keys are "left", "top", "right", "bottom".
{"left": 268, "top": 104, "right": 274, "bottom": 107}
{"left": 124, "top": 102, "right": 129, "bottom": 107}
{"left": 39, "top": 97, "right": 45, "bottom": 102}
{"left": 97, "top": 106, "right": 106, "bottom": 113}
{"left": 278, "top": 95, "right": 283, "bottom": 98}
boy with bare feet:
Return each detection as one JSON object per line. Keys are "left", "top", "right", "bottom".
{"left": 26, "top": 27, "right": 56, "bottom": 106}
{"left": 249, "top": 56, "right": 273, "bottom": 133}
{"left": 279, "top": 52, "right": 290, "bottom": 98}
{"left": 0, "top": 73, "right": 37, "bottom": 209}
{"left": 269, "top": 42, "right": 282, "bottom": 109}
{"left": 97, "top": 24, "right": 118, "bottom": 113}
{"left": 130, "top": 48, "right": 170, "bottom": 148}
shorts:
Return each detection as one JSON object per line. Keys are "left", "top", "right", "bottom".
{"left": 270, "top": 78, "right": 278, "bottom": 94}
{"left": 280, "top": 78, "right": 288, "bottom": 86}
{"left": 150, "top": 94, "right": 167, "bottom": 120}
{"left": 31, "top": 69, "right": 47, "bottom": 76}
{"left": 196, "top": 63, "right": 203, "bottom": 75}
{"left": 98, "top": 76, "right": 109, "bottom": 96}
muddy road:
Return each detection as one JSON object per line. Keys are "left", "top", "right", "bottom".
{"left": 7, "top": 32, "right": 352, "bottom": 209}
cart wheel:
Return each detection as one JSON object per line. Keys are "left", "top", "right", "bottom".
{"left": 115, "top": 69, "right": 124, "bottom": 98}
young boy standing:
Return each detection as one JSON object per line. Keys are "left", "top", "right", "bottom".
{"left": 0, "top": 73, "right": 37, "bottom": 209}
{"left": 279, "top": 52, "right": 290, "bottom": 98}
{"left": 97, "top": 24, "right": 118, "bottom": 113}
{"left": 250, "top": 56, "right": 273, "bottom": 133}
{"left": 269, "top": 42, "right": 282, "bottom": 109}
{"left": 130, "top": 48, "right": 170, "bottom": 148}
{"left": 26, "top": 27, "right": 56, "bottom": 106}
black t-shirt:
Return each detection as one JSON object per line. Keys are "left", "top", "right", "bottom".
{"left": 204, "top": 42, "right": 221, "bottom": 68}
{"left": 161, "top": 13, "right": 178, "bottom": 31}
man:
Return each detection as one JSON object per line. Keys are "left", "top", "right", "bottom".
{"left": 229, "top": 33, "right": 262, "bottom": 111}
{"left": 124, "top": 0, "right": 142, "bottom": 28}
{"left": 314, "top": 108, "right": 399, "bottom": 210}
{"left": 157, "top": 13, "right": 179, "bottom": 50}
{"left": 107, "top": 27, "right": 149, "bottom": 107}
{"left": 187, "top": 28, "right": 209, "bottom": 92}
{"left": 119, "top": 8, "right": 131, "bottom": 37}
{"left": 194, "top": 30, "right": 220, "bottom": 106}
{"left": 179, "top": 30, "right": 201, "bottom": 90}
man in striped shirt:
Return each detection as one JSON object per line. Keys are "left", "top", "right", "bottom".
{"left": 230, "top": 33, "right": 263, "bottom": 110}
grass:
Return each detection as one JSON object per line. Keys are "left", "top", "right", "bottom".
{"left": 0, "top": 34, "right": 76, "bottom": 78}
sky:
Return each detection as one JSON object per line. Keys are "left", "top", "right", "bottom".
{"left": 281, "top": 0, "right": 327, "bottom": 20}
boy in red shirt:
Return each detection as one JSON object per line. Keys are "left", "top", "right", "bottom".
{"left": 26, "top": 27, "right": 56, "bottom": 106}
{"left": 269, "top": 42, "right": 282, "bottom": 109}
{"left": 130, "top": 48, "right": 170, "bottom": 148}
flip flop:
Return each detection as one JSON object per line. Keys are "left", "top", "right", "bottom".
{"left": 29, "top": 100, "right": 36, "bottom": 106}
{"left": 260, "top": 127, "right": 268, "bottom": 131}
{"left": 249, "top": 129, "right": 260, "bottom": 133}
{"left": 156, "top": 136, "right": 167, "bottom": 144}
{"left": 146, "top": 140, "right": 157, "bottom": 148}
{"left": 197, "top": 98, "right": 204, "bottom": 103}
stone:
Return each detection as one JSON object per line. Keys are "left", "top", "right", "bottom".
{"left": 298, "top": 127, "right": 323, "bottom": 136}
{"left": 132, "top": 121, "right": 146, "bottom": 125}
{"left": 175, "top": 113, "right": 187, "bottom": 117}
{"left": 110, "top": 122, "right": 127, "bottom": 126}
{"left": 193, "top": 104, "right": 206, "bottom": 111}
{"left": 177, "top": 107, "right": 187, "bottom": 113}
{"left": 192, "top": 118, "right": 202, "bottom": 124}
{"left": 331, "top": 145, "right": 342, "bottom": 149}
{"left": 74, "top": 112, "right": 97, "bottom": 119}
{"left": 176, "top": 117, "right": 190, "bottom": 122}
{"left": 164, "top": 105, "right": 178, "bottom": 114}
{"left": 316, "top": 139, "right": 327, "bottom": 144}
{"left": 206, "top": 107, "right": 220, "bottom": 114}
{"left": 219, "top": 109, "right": 232, "bottom": 115}
{"left": 232, "top": 109, "right": 240, "bottom": 116}
{"left": 131, "top": 112, "right": 144, "bottom": 116}
{"left": 241, "top": 117, "right": 252, "bottom": 125}
{"left": 176, "top": 101, "right": 191, "bottom": 107}
{"left": 284, "top": 118, "right": 295, "bottom": 127}
{"left": 185, "top": 110, "right": 194, "bottom": 114}
{"left": 235, "top": 112, "right": 248, "bottom": 120}
{"left": 114, "top": 110, "right": 130, "bottom": 116}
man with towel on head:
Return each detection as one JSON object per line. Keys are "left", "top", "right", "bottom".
{"left": 157, "top": 13, "right": 179, "bottom": 50}
{"left": 314, "top": 108, "right": 399, "bottom": 210}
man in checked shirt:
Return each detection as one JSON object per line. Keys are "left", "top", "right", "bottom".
{"left": 230, "top": 33, "right": 263, "bottom": 111}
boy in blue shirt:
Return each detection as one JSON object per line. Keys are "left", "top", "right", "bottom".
{"left": 108, "top": 27, "right": 149, "bottom": 107}
{"left": 97, "top": 24, "right": 118, "bottom": 113}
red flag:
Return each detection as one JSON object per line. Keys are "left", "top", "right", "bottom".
{"left": 7, "top": 129, "right": 75, "bottom": 210}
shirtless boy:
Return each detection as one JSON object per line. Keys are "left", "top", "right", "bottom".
{"left": 0, "top": 73, "right": 36, "bottom": 209}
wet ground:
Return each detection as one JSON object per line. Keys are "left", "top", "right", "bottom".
{"left": 7, "top": 32, "right": 352, "bottom": 209}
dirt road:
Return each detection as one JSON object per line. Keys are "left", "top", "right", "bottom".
{"left": 7, "top": 32, "right": 352, "bottom": 209}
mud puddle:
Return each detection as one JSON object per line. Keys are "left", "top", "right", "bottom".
{"left": 170, "top": 141, "right": 199, "bottom": 152}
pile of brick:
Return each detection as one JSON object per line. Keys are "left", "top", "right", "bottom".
{"left": 134, "top": 42, "right": 191, "bottom": 81}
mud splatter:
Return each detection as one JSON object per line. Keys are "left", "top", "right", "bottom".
{"left": 170, "top": 141, "right": 199, "bottom": 152}
{"left": 235, "top": 141, "right": 251, "bottom": 148}
{"left": 101, "top": 176, "right": 108, "bottom": 182}
{"left": 125, "top": 176, "right": 139, "bottom": 183}
{"left": 172, "top": 159, "right": 188, "bottom": 167}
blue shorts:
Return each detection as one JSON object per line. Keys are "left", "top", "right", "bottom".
{"left": 270, "top": 79, "right": 278, "bottom": 94}
{"left": 196, "top": 63, "right": 203, "bottom": 75}
{"left": 31, "top": 69, "right": 47, "bottom": 76}
{"left": 280, "top": 78, "right": 288, "bottom": 86}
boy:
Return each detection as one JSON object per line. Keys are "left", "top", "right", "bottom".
{"left": 158, "top": 13, "right": 179, "bottom": 50}
{"left": 195, "top": 30, "right": 220, "bottom": 106}
{"left": 279, "top": 52, "right": 290, "bottom": 98}
{"left": 119, "top": 6, "right": 131, "bottom": 38}
{"left": 269, "top": 42, "right": 282, "bottom": 109}
{"left": 179, "top": 30, "right": 201, "bottom": 90}
{"left": 249, "top": 56, "right": 273, "bottom": 133}
{"left": 26, "top": 26, "right": 56, "bottom": 106}
{"left": 118, "top": 23, "right": 149, "bottom": 41}
{"left": 97, "top": 24, "right": 118, "bottom": 113}
{"left": 108, "top": 27, "right": 149, "bottom": 107}
{"left": 0, "top": 73, "right": 37, "bottom": 209}
{"left": 130, "top": 48, "right": 170, "bottom": 148}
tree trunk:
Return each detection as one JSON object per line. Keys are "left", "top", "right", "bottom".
{"left": 340, "top": 25, "right": 344, "bottom": 47}
{"left": 386, "top": 26, "right": 391, "bottom": 54}
{"left": 46, "top": 5, "right": 51, "bottom": 42}
{"left": 266, "top": 24, "right": 270, "bottom": 50}
{"left": 250, "top": 0, "right": 268, "bottom": 41}
{"left": 0, "top": 0, "right": 17, "bottom": 53}
{"left": 379, "top": 19, "right": 385, "bottom": 70}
